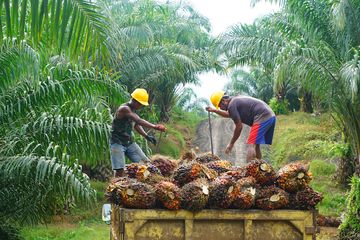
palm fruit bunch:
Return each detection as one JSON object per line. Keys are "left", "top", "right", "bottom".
{"left": 105, "top": 177, "right": 130, "bottom": 205}
{"left": 150, "top": 154, "right": 178, "bottom": 177}
{"left": 245, "top": 159, "right": 277, "bottom": 185}
{"left": 126, "top": 163, "right": 161, "bottom": 180}
{"left": 173, "top": 161, "right": 217, "bottom": 186}
{"left": 255, "top": 185, "right": 289, "bottom": 210}
{"left": 232, "top": 177, "right": 257, "bottom": 209}
{"left": 155, "top": 181, "right": 181, "bottom": 210}
{"left": 288, "top": 187, "right": 323, "bottom": 210}
{"left": 206, "top": 160, "right": 232, "bottom": 174}
{"left": 277, "top": 162, "right": 312, "bottom": 192}
{"left": 179, "top": 150, "right": 196, "bottom": 163}
{"left": 118, "top": 180, "right": 156, "bottom": 209}
{"left": 208, "top": 178, "right": 238, "bottom": 209}
{"left": 195, "top": 152, "right": 221, "bottom": 163}
{"left": 137, "top": 173, "right": 171, "bottom": 186}
{"left": 220, "top": 167, "right": 247, "bottom": 181}
{"left": 180, "top": 178, "right": 210, "bottom": 211}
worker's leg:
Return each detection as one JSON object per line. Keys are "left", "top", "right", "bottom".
{"left": 110, "top": 143, "right": 127, "bottom": 177}
{"left": 126, "top": 142, "right": 149, "bottom": 163}
{"left": 255, "top": 144, "right": 261, "bottom": 159}
{"left": 246, "top": 144, "right": 257, "bottom": 162}
{"left": 247, "top": 116, "right": 276, "bottom": 161}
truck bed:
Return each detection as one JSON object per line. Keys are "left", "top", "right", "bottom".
{"left": 110, "top": 205, "right": 318, "bottom": 240}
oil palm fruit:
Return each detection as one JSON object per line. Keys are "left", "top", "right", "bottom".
{"left": 255, "top": 185, "right": 289, "bottom": 210}
{"left": 126, "top": 163, "right": 161, "bottom": 180}
{"left": 208, "top": 178, "right": 238, "bottom": 209}
{"left": 120, "top": 181, "right": 156, "bottom": 209}
{"left": 155, "top": 181, "right": 181, "bottom": 210}
{"left": 206, "top": 160, "right": 232, "bottom": 174}
{"left": 179, "top": 150, "right": 197, "bottom": 163}
{"left": 105, "top": 177, "right": 130, "bottom": 205}
{"left": 289, "top": 187, "right": 323, "bottom": 210}
{"left": 277, "top": 162, "right": 312, "bottom": 192}
{"left": 195, "top": 152, "right": 221, "bottom": 163}
{"left": 151, "top": 154, "right": 178, "bottom": 177}
{"left": 220, "top": 168, "right": 247, "bottom": 181}
{"left": 173, "top": 161, "right": 217, "bottom": 186}
{"left": 245, "top": 160, "right": 277, "bottom": 185}
{"left": 232, "top": 177, "right": 257, "bottom": 209}
{"left": 180, "top": 178, "right": 210, "bottom": 211}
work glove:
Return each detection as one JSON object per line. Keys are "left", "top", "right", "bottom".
{"left": 145, "top": 135, "right": 157, "bottom": 145}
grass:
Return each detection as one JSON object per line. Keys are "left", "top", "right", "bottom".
{"left": 21, "top": 223, "right": 108, "bottom": 240}
{"left": 270, "top": 112, "right": 348, "bottom": 217}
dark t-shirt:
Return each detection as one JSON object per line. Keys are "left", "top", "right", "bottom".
{"left": 227, "top": 96, "right": 275, "bottom": 126}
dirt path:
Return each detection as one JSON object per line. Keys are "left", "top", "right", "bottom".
{"left": 194, "top": 117, "right": 250, "bottom": 166}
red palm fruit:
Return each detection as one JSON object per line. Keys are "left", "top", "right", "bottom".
{"left": 206, "top": 160, "right": 232, "bottom": 174}
{"left": 173, "top": 161, "right": 217, "bottom": 186}
{"left": 151, "top": 154, "right": 178, "bottom": 177}
{"left": 277, "top": 162, "right": 312, "bottom": 192}
{"left": 245, "top": 159, "right": 277, "bottom": 185}
{"left": 255, "top": 185, "right": 289, "bottom": 210}
{"left": 288, "top": 186, "right": 323, "bottom": 210}
{"left": 232, "top": 177, "right": 257, "bottom": 209}
{"left": 208, "top": 178, "right": 238, "bottom": 209}
{"left": 155, "top": 181, "right": 181, "bottom": 210}
{"left": 180, "top": 178, "right": 210, "bottom": 211}
{"left": 195, "top": 152, "right": 221, "bottom": 163}
{"left": 119, "top": 181, "right": 156, "bottom": 209}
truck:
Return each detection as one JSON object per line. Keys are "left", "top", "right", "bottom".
{"left": 103, "top": 204, "right": 319, "bottom": 240}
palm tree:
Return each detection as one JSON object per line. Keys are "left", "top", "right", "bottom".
{"left": 0, "top": 40, "right": 127, "bottom": 226}
{"left": 225, "top": 67, "right": 273, "bottom": 103}
{"left": 218, "top": 0, "right": 360, "bottom": 163}
{"left": 0, "top": 0, "right": 126, "bottom": 227}
{"left": 102, "top": 0, "right": 215, "bottom": 121}
{"left": 0, "top": 0, "right": 109, "bottom": 62}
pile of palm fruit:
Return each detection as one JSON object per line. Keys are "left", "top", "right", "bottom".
{"left": 105, "top": 152, "right": 323, "bottom": 210}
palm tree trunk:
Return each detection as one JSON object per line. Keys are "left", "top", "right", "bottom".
{"left": 300, "top": 91, "right": 313, "bottom": 113}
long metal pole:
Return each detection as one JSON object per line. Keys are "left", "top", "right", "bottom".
{"left": 208, "top": 111, "right": 214, "bottom": 155}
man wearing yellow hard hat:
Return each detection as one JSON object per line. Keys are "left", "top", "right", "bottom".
{"left": 110, "top": 88, "right": 166, "bottom": 177}
{"left": 206, "top": 91, "right": 276, "bottom": 162}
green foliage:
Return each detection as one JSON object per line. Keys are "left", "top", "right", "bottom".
{"left": 310, "top": 159, "right": 337, "bottom": 176}
{"left": 225, "top": 67, "right": 273, "bottom": 103}
{"left": 269, "top": 97, "right": 289, "bottom": 115}
{"left": 21, "top": 223, "right": 108, "bottom": 240}
{"left": 103, "top": 0, "right": 216, "bottom": 121}
{"left": 270, "top": 112, "right": 341, "bottom": 167}
{"left": 340, "top": 176, "right": 360, "bottom": 232}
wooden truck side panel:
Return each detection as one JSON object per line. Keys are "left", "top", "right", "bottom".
{"left": 111, "top": 206, "right": 317, "bottom": 240}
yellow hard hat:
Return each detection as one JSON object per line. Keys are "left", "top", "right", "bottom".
{"left": 131, "top": 88, "right": 149, "bottom": 106}
{"left": 210, "top": 90, "right": 225, "bottom": 109}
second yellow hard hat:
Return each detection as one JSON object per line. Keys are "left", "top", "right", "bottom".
{"left": 210, "top": 90, "right": 225, "bottom": 109}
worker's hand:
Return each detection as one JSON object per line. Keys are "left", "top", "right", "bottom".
{"left": 154, "top": 124, "right": 166, "bottom": 132}
{"left": 145, "top": 135, "right": 157, "bottom": 145}
{"left": 205, "top": 106, "right": 216, "bottom": 113}
{"left": 225, "top": 143, "right": 234, "bottom": 154}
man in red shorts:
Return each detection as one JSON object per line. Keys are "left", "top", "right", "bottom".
{"left": 206, "top": 91, "right": 276, "bottom": 162}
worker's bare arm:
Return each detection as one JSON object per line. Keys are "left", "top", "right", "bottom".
{"left": 230, "top": 119, "right": 242, "bottom": 145}
{"left": 116, "top": 106, "right": 166, "bottom": 131}
{"left": 205, "top": 106, "right": 230, "bottom": 118}
{"left": 225, "top": 119, "right": 242, "bottom": 154}
{"left": 134, "top": 124, "right": 147, "bottom": 137}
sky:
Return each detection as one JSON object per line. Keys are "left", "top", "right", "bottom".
{"left": 183, "top": 0, "right": 280, "bottom": 100}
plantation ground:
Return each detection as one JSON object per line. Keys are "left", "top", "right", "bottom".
{"left": 21, "top": 112, "right": 345, "bottom": 239}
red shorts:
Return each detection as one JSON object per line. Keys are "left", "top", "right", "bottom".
{"left": 247, "top": 116, "right": 276, "bottom": 145}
